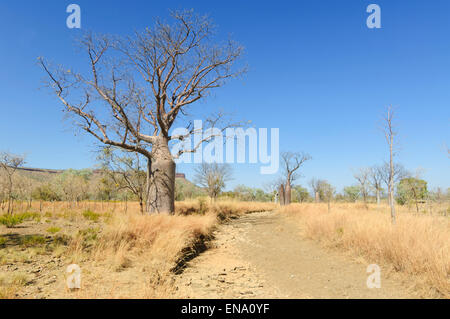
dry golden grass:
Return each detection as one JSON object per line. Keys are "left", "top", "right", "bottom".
{"left": 278, "top": 202, "right": 450, "bottom": 298}
{"left": 65, "top": 199, "right": 276, "bottom": 298}
{"left": 90, "top": 200, "right": 276, "bottom": 274}
{"left": 0, "top": 199, "right": 275, "bottom": 298}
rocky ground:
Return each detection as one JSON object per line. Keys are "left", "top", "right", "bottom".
{"left": 175, "top": 211, "right": 416, "bottom": 299}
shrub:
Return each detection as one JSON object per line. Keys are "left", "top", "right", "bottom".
{"left": 21, "top": 212, "right": 41, "bottom": 222}
{"left": 53, "top": 234, "right": 71, "bottom": 246}
{"left": 0, "top": 214, "right": 26, "bottom": 228}
{"left": 20, "top": 235, "right": 47, "bottom": 247}
{"left": 83, "top": 210, "right": 100, "bottom": 222}
{"left": 46, "top": 227, "right": 61, "bottom": 234}
{"left": 0, "top": 212, "right": 42, "bottom": 228}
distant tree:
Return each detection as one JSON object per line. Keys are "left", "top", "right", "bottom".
{"left": 379, "top": 162, "right": 408, "bottom": 194}
{"left": 397, "top": 177, "right": 428, "bottom": 213}
{"left": 309, "top": 178, "right": 324, "bottom": 203}
{"left": 292, "top": 185, "right": 311, "bottom": 203}
{"left": 91, "top": 174, "right": 117, "bottom": 201}
{"left": 369, "top": 165, "right": 384, "bottom": 205}
{"left": 98, "top": 147, "right": 147, "bottom": 214}
{"left": 233, "top": 185, "right": 254, "bottom": 201}
{"left": 318, "top": 181, "right": 335, "bottom": 212}
{"left": 343, "top": 186, "right": 360, "bottom": 202}
{"left": 194, "top": 163, "right": 232, "bottom": 202}
{"left": 16, "top": 174, "right": 37, "bottom": 209}
{"left": 32, "top": 183, "right": 60, "bottom": 202}
{"left": 280, "top": 152, "right": 311, "bottom": 205}
{"left": 353, "top": 168, "right": 371, "bottom": 208}
{"left": 264, "top": 178, "right": 284, "bottom": 203}
{"left": 32, "top": 183, "right": 60, "bottom": 211}
{"left": 254, "top": 188, "right": 271, "bottom": 202}
{"left": 175, "top": 179, "right": 187, "bottom": 201}
{"left": 54, "top": 169, "right": 91, "bottom": 206}
{"left": 233, "top": 185, "right": 271, "bottom": 202}
{"left": 0, "top": 152, "right": 26, "bottom": 214}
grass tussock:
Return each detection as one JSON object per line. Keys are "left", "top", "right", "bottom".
{"left": 278, "top": 203, "right": 450, "bottom": 298}
{"left": 0, "top": 272, "right": 29, "bottom": 299}
{"left": 176, "top": 199, "right": 276, "bottom": 219}
{"left": 55, "top": 199, "right": 276, "bottom": 298}
{"left": 0, "top": 212, "right": 40, "bottom": 228}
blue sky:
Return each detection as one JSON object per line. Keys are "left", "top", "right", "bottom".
{"left": 0, "top": 0, "right": 449, "bottom": 192}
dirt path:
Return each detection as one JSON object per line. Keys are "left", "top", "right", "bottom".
{"left": 175, "top": 211, "right": 415, "bottom": 299}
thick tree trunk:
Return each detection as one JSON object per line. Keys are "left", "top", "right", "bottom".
{"left": 376, "top": 189, "right": 380, "bottom": 205}
{"left": 146, "top": 137, "right": 175, "bottom": 214}
{"left": 285, "top": 183, "right": 291, "bottom": 205}
{"left": 279, "top": 184, "right": 285, "bottom": 206}
{"left": 315, "top": 191, "right": 319, "bottom": 203}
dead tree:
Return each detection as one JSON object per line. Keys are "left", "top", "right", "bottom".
{"left": 0, "top": 152, "right": 26, "bottom": 214}
{"left": 280, "top": 152, "right": 311, "bottom": 205}
{"left": 353, "top": 167, "right": 371, "bottom": 208}
{"left": 39, "top": 10, "right": 244, "bottom": 214}
{"left": 369, "top": 165, "right": 384, "bottom": 205}
{"left": 383, "top": 106, "right": 398, "bottom": 224}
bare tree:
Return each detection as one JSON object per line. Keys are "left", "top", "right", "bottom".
{"left": 264, "top": 178, "right": 283, "bottom": 203}
{"left": 39, "top": 10, "right": 244, "bottom": 214}
{"left": 55, "top": 170, "right": 91, "bottom": 207}
{"left": 353, "top": 167, "right": 371, "bottom": 208}
{"left": 369, "top": 165, "right": 384, "bottom": 205}
{"left": 98, "top": 147, "right": 147, "bottom": 214}
{"left": 0, "top": 152, "right": 26, "bottom": 214}
{"left": 280, "top": 152, "right": 311, "bottom": 205}
{"left": 321, "top": 181, "right": 335, "bottom": 213}
{"left": 379, "top": 162, "right": 408, "bottom": 193}
{"left": 309, "top": 178, "right": 322, "bottom": 203}
{"left": 194, "top": 163, "right": 232, "bottom": 202}
{"left": 382, "top": 106, "right": 398, "bottom": 224}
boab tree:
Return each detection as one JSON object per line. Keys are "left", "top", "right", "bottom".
{"left": 280, "top": 152, "right": 311, "bottom": 205}
{"left": 309, "top": 178, "right": 323, "bottom": 203}
{"left": 194, "top": 163, "right": 232, "bottom": 202}
{"left": 39, "top": 10, "right": 244, "bottom": 214}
